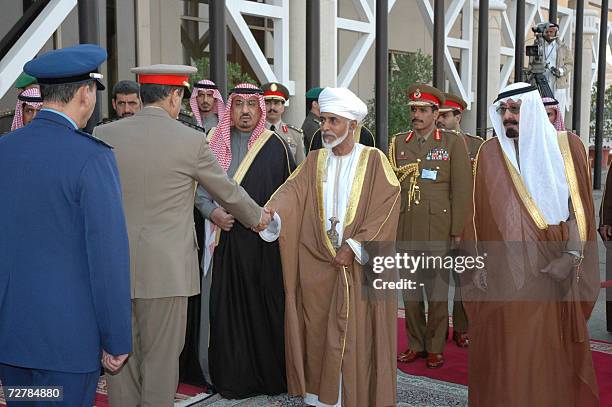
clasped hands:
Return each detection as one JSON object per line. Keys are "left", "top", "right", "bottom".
{"left": 251, "top": 207, "right": 276, "bottom": 233}
{"left": 210, "top": 206, "right": 275, "bottom": 233}
{"left": 540, "top": 252, "right": 577, "bottom": 282}
{"left": 102, "top": 350, "right": 128, "bottom": 373}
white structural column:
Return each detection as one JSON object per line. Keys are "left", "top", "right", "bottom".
{"left": 0, "top": 0, "right": 77, "bottom": 98}
{"left": 464, "top": 0, "right": 506, "bottom": 136}
{"left": 135, "top": 0, "right": 152, "bottom": 66}
{"left": 579, "top": 8, "right": 599, "bottom": 147}
{"left": 416, "top": 0, "right": 473, "bottom": 107}
{"left": 285, "top": 0, "right": 306, "bottom": 126}
{"left": 136, "top": 0, "right": 181, "bottom": 66}
{"left": 320, "top": 0, "right": 338, "bottom": 87}
{"left": 225, "top": 0, "right": 293, "bottom": 93}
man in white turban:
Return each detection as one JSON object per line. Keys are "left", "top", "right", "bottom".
{"left": 461, "top": 82, "right": 599, "bottom": 406}
{"left": 261, "top": 87, "right": 401, "bottom": 406}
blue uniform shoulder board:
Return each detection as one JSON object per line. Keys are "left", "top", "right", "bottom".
{"left": 76, "top": 129, "right": 113, "bottom": 148}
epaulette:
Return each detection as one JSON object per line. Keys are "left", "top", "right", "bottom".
{"left": 0, "top": 109, "right": 14, "bottom": 118}
{"left": 96, "top": 117, "right": 120, "bottom": 126}
{"left": 287, "top": 123, "right": 303, "bottom": 133}
{"left": 392, "top": 131, "right": 410, "bottom": 143}
{"left": 76, "top": 130, "right": 113, "bottom": 148}
{"left": 180, "top": 109, "right": 194, "bottom": 118}
{"left": 464, "top": 132, "right": 483, "bottom": 141}
{"left": 178, "top": 118, "right": 206, "bottom": 133}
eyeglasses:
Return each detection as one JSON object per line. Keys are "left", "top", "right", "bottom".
{"left": 496, "top": 105, "right": 521, "bottom": 115}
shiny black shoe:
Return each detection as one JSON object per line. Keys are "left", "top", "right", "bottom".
{"left": 204, "top": 382, "right": 217, "bottom": 395}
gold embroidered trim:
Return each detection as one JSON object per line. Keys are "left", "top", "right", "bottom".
{"left": 503, "top": 151, "right": 548, "bottom": 230}
{"left": 557, "top": 131, "right": 587, "bottom": 242}
{"left": 206, "top": 127, "right": 216, "bottom": 142}
{"left": 344, "top": 148, "right": 370, "bottom": 227}
{"left": 353, "top": 125, "right": 362, "bottom": 142}
{"left": 378, "top": 150, "right": 400, "bottom": 187}
{"left": 316, "top": 149, "right": 337, "bottom": 256}
{"left": 368, "top": 190, "right": 400, "bottom": 242}
{"left": 265, "top": 158, "right": 305, "bottom": 207}
{"left": 270, "top": 131, "right": 293, "bottom": 175}
{"left": 338, "top": 265, "right": 350, "bottom": 384}
{"left": 233, "top": 129, "right": 274, "bottom": 184}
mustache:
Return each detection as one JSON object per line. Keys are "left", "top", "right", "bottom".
{"left": 321, "top": 130, "right": 337, "bottom": 139}
{"left": 267, "top": 109, "right": 279, "bottom": 114}
{"left": 412, "top": 119, "right": 423, "bottom": 124}
{"left": 503, "top": 120, "right": 518, "bottom": 126}
{"left": 240, "top": 114, "right": 252, "bottom": 120}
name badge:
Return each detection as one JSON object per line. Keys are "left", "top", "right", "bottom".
{"left": 421, "top": 168, "right": 437, "bottom": 180}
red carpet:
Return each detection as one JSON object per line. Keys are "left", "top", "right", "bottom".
{"left": 0, "top": 376, "right": 205, "bottom": 406}
{"left": 397, "top": 316, "right": 612, "bottom": 403}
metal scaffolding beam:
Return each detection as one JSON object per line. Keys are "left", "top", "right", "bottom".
{"left": 514, "top": 0, "right": 525, "bottom": 83}
{"left": 549, "top": 0, "right": 558, "bottom": 24}
{"left": 572, "top": 0, "right": 584, "bottom": 137}
{"left": 375, "top": 0, "right": 389, "bottom": 153}
{"left": 210, "top": 0, "right": 227, "bottom": 98}
{"left": 477, "top": 0, "right": 488, "bottom": 138}
{"left": 595, "top": 0, "right": 608, "bottom": 189}
{"left": 306, "top": 0, "right": 320, "bottom": 90}
{"left": 433, "top": 0, "right": 445, "bottom": 88}
{"left": 78, "top": 0, "right": 101, "bottom": 133}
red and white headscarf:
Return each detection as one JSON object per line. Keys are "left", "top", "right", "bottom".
{"left": 11, "top": 87, "right": 43, "bottom": 131}
{"left": 209, "top": 83, "right": 266, "bottom": 172}
{"left": 189, "top": 79, "right": 225, "bottom": 127}
{"left": 542, "top": 97, "right": 565, "bottom": 131}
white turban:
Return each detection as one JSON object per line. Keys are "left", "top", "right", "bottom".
{"left": 489, "top": 82, "right": 569, "bottom": 225}
{"left": 319, "top": 87, "right": 368, "bottom": 123}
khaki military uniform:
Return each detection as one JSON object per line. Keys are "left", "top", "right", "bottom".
{"left": 450, "top": 129, "right": 483, "bottom": 334}
{"left": 459, "top": 130, "right": 483, "bottom": 171}
{"left": 390, "top": 128, "right": 472, "bottom": 354}
{"left": 179, "top": 108, "right": 197, "bottom": 125}
{"left": 94, "top": 106, "right": 261, "bottom": 407}
{"left": 267, "top": 121, "right": 305, "bottom": 164}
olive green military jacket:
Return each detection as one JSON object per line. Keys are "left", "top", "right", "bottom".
{"left": 390, "top": 128, "right": 472, "bottom": 243}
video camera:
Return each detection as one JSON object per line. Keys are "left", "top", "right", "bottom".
{"left": 525, "top": 22, "right": 557, "bottom": 71}
{"left": 522, "top": 22, "right": 559, "bottom": 98}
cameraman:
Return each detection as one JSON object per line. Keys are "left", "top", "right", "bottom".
{"left": 541, "top": 23, "right": 573, "bottom": 114}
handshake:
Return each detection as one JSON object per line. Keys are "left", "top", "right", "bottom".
{"left": 251, "top": 206, "right": 276, "bottom": 233}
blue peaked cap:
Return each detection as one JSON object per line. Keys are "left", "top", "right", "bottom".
{"left": 24, "top": 44, "right": 107, "bottom": 90}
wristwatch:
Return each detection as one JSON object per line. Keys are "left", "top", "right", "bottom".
{"left": 562, "top": 250, "right": 583, "bottom": 266}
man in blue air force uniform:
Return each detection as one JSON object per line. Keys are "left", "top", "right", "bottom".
{"left": 0, "top": 44, "right": 132, "bottom": 406}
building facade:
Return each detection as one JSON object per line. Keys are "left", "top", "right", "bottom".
{"left": 1, "top": 0, "right": 611, "bottom": 142}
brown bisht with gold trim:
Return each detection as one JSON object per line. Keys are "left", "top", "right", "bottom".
{"left": 462, "top": 132, "right": 599, "bottom": 407}
{"left": 267, "top": 147, "right": 401, "bottom": 407}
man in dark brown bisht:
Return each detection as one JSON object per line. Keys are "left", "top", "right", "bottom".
{"left": 462, "top": 82, "right": 599, "bottom": 406}
{"left": 261, "top": 87, "right": 400, "bottom": 407}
